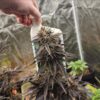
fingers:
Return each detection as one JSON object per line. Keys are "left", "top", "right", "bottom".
{"left": 17, "top": 1, "right": 42, "bottom": 25}
{"left": 16, "top": 15, "right": 33, "bottom": 26}
{"left": 2, "top": 9, "right": 33, "bottom": 26}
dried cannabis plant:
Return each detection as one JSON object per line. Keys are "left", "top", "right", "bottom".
{"left": 33, "top": 27, "right": 66, "bottom": 76}
{"left": 0, "top": 32, "right": 22, "bottom": 99}
{"left": 26, "top": 27, "right": 89, "bottom": 100}
{"left": 0, "top": 67, "right": 23, "bottom": 100}
{"left": 0, "top": 27, "right": 90, "bottom": 100}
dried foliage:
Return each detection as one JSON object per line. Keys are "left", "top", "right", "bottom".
{"left": 0, "top": 29, "right": 25, "bottom": 99}
{"left": 33, "top": 27, "right": 66, "bottom": 76}
{"left": 0, "top": 67, "right": 23, "bottom": 100}
{"left": 26, "top": 27, "right": 89, "bottom": 100}
{"left": 0, "top": 30, "right": 23, "bottom": 99}
{"left": 0, "top": 27, "right": 90, "bottom": 100}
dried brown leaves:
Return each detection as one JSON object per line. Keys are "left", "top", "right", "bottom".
{"left": 27, "top": 27, "right": 89, "bottom": 100}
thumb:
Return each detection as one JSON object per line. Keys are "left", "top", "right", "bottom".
{"left": 30, "top": 6, "right": 42, "bottom": 24}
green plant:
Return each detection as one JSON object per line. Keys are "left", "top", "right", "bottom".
{"left": 68, "top": 60, "right": 88, "bottom": 76}
{"left": 92, "top": 89, "right": 100, "bottom": 100}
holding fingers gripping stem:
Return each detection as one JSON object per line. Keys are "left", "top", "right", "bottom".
{"left": 0, "top": 0, "right": 42, "bottom": 26}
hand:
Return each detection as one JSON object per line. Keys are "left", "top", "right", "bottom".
{"left": 0, "top": 0, "right": 41, "bottom": 26}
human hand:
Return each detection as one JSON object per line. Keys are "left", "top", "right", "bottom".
{"left": 0, "top": 0, "right": 41, "bottom": 26}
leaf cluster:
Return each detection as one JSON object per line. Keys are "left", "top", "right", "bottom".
{"left": 68, "top": 60, "right": 88, "bottom": 76}
{"left": 92, "top": 89, "right": 100, "bottom": 100}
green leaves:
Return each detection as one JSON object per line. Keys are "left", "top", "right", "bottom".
{"left": 92, "top": 89, "right": 100, "bottom": 100}
{"left": 68, "top": 60, "right": 88, "bottom": 76}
